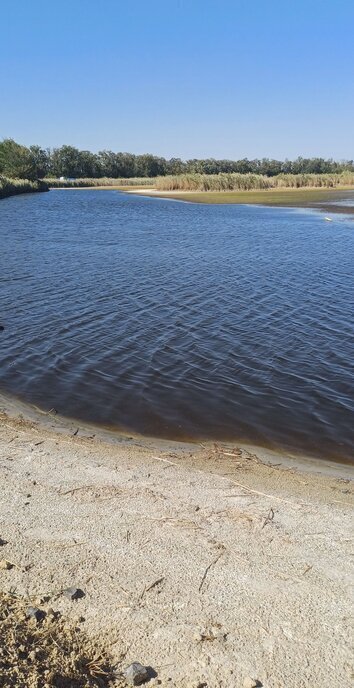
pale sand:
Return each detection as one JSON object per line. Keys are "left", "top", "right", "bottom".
{"left": 0, "top": 394, "right": 353, "bottom": 687}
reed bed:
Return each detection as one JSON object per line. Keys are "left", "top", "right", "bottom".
{"left": 155, "top": 171, "right": 354, "bottom": 192}
{"left": 46, "top": 177, "right": 155, "bottom": 188}
{"left": 275, "top": 172, "right": 354, "bottom": 188}
{"left": 0, "top": 176, "right": 48, "bottom": 199}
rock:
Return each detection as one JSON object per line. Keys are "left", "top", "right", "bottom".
{"left": 0, "top": 537, "right": 7, "bottom": 546}
{"left": 243, "top": 677, "right": 261, "bottom": 688}
{"left": 62, "top": 586, "right": 85, "bottom": 600}
{"left": 0, "top": 559, "right": 14, "bottom": 570}
{"left": 123, "top": 662, "right": 150, "bottom": 685}
{"left": 26, "top": 606, "right": 46, "bottom": 622}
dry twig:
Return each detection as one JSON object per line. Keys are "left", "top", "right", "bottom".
{"left": 199, "top": 549, "right": 225, "bottom": 592}
{"left": 261, "top": 507, "right": 275, "bottom": 529}
{"left": 146, "top": 576, "right": 165, "bottom": 592}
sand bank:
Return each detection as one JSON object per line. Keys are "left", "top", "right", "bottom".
{"left": 0, "top": 396, "right": 352, "bottom": 687}
{"left": 125, "top": 187, "right": 354, "bottom": 212}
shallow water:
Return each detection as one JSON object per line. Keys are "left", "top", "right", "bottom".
{"left": 0, "top": 189, "right": 353, "bottom": 461}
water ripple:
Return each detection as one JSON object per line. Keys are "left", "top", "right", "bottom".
{"left": 0, "top": 190, "right": 353, "bottom": 462}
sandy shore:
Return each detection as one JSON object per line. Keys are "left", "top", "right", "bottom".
{"left": 124, "top": 187, "right": 354, "bottom": 213}
{"left": 0, "top": 395, "right": 353, "bottom": 687}
{"left": 50, "top": 185, "right": 354, "bottom": 213}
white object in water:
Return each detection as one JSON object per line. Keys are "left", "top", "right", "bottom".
{"left": 324, "top": 217, "right": 333, "bottom": 222}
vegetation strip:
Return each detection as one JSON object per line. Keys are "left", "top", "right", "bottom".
{"left": 0, "top": 176, "right": 48, "bottom": 200}
{"left": 1, "top": 137, "right": 354, "bottom": 181}
{"left": 154, "top": 171, "right": 354, "bottom": 191}
{"left": 45, "top": 176, "right": 154, "bottom": 188}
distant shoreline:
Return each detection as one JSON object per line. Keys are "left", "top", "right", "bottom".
{"left": 51, "top": 184, "right": 354, "bottom": 213}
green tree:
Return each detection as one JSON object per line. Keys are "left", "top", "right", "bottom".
{"left": 135, "top": 154, "right": 166, "bottom": 177}
{"left": 50, "top": 145, "right": 83, "bottom": 177}
{"left": 0, "top": 139, "right": 40, "bottom": 180}
{"left": 166, "top": 158, "right": 185, "bottom": 174}
{"left": 29, "top": 145, "right": 50, "bottom": 178}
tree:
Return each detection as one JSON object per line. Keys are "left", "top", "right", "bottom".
{"left": 166, "top": 158, "right": 185, "bottom": 175}
{"left": 78, "top": 150, "right": 100, "bottom": 177}
{"left": 0, "top": 139, "right": 42, "bottom": 180}
{"left": 50, "top": 145, "right": 83, "bottom": 177}
{"left": 29, "top": 145, "right": 50, "bottom": 178}
{"left": 97, "top": 150, "right": 120, "bottom": 177}
{"left": 135, "top": 154, "right": 167, "bottom": 177}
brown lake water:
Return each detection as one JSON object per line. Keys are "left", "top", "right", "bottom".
{"left": 0, "top": 189, "right": 353, "bottom": 462}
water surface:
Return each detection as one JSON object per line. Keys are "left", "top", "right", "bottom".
{"left": 0, "top": 190, "right": 353, "bottom": 461}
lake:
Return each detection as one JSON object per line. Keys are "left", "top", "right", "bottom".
{"left": 0, "top": 189, "right": 353, "bottom": 462}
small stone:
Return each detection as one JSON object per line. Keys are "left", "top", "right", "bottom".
{"left": 243, "top": 677, "right": 261, "bottom": 688}
{"left": 0, "top": 538, "right": 7, "bottom": 546}
{"left": 123, "top": 662, "right": 150, "bottom": 685}
{"left": 26, "top": 606, "right": 46, "bottom": 622}
{"left": 62, "top": 586, "right": 85, "bottom": 600}
{"left": 0, "top": 559, "right": 14, "bottom": 570}
{"left": 47, "top": 607, "right": 60, "bottom": 620}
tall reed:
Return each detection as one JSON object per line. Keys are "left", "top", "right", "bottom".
{"left": 0, "top": 176, "right": 48, "bottom": 199}
{"left": 155, "top": 171, "right": 354, "bottom": 192}
{"left": 45, "top": 177, "right": 155, "bottom": 188}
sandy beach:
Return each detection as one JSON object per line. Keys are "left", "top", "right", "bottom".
{"left": 123, "top": 187, "right": 354, "bottom": 214}
{"left": 0, "top": 393, "right": 352, "bottom": 687}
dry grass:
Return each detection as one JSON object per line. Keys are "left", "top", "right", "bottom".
{"left": 0, "top": 592, "right": 115, "bottom": 687}
{"left": 155, "top": 171, "right": 354, "bottom": 192}
{"left": 45, "top": 177, "right": 155, "bottom": 188}
{"left": 0, "top": 176, "right": 48, "bottom": 199}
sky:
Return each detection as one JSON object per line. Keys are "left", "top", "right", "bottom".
{"left": 1, "top": 0, "right": 353, "bottom": 160}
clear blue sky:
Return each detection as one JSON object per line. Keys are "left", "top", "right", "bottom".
{"left": 1, "top": 0, "right": 353, "bottom": 159}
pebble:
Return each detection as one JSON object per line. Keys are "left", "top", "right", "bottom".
{"left": 123, "top": 662, "right": 150, "bottom": 685}
{"left": 47, "top": 607, "right": 60, "bottom": 619}
{"left": 62, "top": 586, "right": 85, "bottom": 600}
{"left": 26, "top": 606, "right": 46, "bottom": 622}
{"left": 243, "top": 677, "right": 261, "bottom": 688}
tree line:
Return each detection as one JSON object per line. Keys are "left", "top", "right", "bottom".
{"left": 1, "top": 138, "right": 353, "bottom": 180}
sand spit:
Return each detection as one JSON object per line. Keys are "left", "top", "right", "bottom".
{"left": 0, "top": 400, "right": 353, "bottom": 687}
